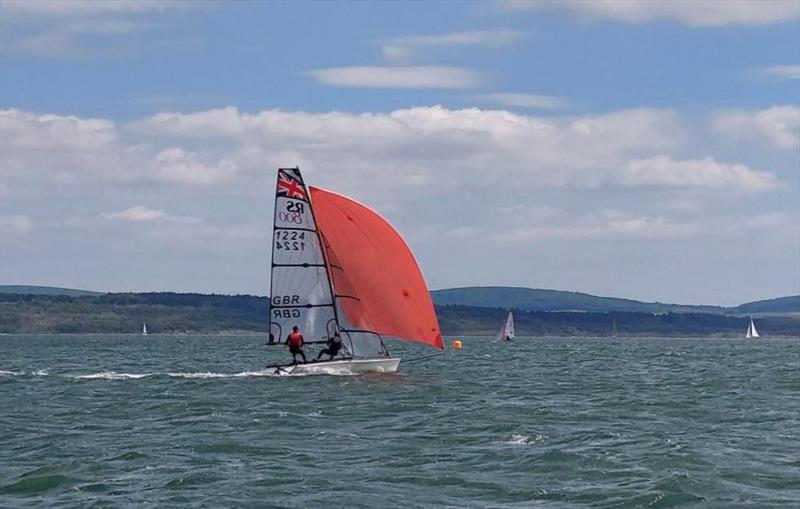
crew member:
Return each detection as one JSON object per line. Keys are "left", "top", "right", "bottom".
{"left": 286, "top": 326, "right": 306, "bottom": 364}
{"left": 316, "top": 332, "right": 343, "bottom": 361}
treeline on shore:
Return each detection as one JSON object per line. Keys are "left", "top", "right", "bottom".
{"left": 1, "top": 292, "right": 798, "bottom": 337}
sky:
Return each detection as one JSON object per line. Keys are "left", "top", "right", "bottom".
{"left": 0, "top": 0, "right": 798, "bottom": 306}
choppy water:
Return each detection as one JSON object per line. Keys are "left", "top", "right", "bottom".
{"left": 1, "top": 335, "right": 798, "bottom": 508}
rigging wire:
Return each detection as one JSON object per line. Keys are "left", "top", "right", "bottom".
{"left": 399, "top": 352, "right": 444, "bottom": 365}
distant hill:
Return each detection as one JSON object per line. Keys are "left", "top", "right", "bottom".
{"left": 732, "top": 296, "right": 800, "bottom": 315}
{"left": 0, "top": 285, "right": 104, "bottom": 297}
{"left": 431, "top": 286, "right": 725, "bottom": 314}
{"left": 1, "top": 292, "right": 797, "bottom": 336}
{"left": 431, "top": 286, "right": 800, "bottom": 315}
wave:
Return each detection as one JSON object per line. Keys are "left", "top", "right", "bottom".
{"left": 0, "top": 369, "right": 47, "bottom": 377}
{"left": 505, "top": 434, "right": 548, "bottom": 446}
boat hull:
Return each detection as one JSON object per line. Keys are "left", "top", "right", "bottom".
{"left": 278, "top": 357, "right": 400, "bottom": 375}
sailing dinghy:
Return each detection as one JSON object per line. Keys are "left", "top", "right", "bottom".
{"left": 497, "top": 311, "right": 515, "bottom": 341}
{"left": 266, "top": 167, "right": 442, "bottom": 375}
{"left": 745, "top": 317, "right": 760, "bottom": 339}
{"left": 141, "top": 323, "right": 148, "bottom": 336}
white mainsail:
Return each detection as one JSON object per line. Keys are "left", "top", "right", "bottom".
{"left": 268, "top": 168, "right": 339, "bottom": 346}
{"left": 746, "top": 317, "right": 759, "bottom": 338}
{"left": 141, "top": 323, "right": 147, "bottom": 336}
{"left": 267, "top": 168, "right": 386, "bottom": 359}
{"left": 496, "top": 311, "right": 515, "bottom": 341}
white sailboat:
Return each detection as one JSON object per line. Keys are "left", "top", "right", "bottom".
{"left": 266, "top": 167, "right": 442, "bottom": 375}
{"left": 745, "top": 317, "right": 759, "bottom": 339}
{"left": 141, "top": 323, "right": 148, "bottom": 336}
{"left": 496, "top": 311, "right": 515, "bottom": 341}
{"left": 611, "top": 318, "right": 618, "bottom": 338}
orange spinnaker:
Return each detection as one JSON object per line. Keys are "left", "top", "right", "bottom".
{"left": 310, "top": 187, "right": 443, "bottom": 350}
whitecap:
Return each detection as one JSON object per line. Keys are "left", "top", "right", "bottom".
{"left": 505, "top": 434, "right": 548, "bottom": 445}
{"left": 165, "top": 372, "right": 229, "bottom": 379}
{"left": 74, "top": 371, "right": 151, "bottom": 380}
{"left": 0, "top": 369, "right": 25, "bottom": 376}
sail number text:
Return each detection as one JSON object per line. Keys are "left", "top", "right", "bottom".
{"left": 275, "top": 230, "right": 307, "bottom": 251}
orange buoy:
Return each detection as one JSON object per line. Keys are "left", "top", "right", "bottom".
{"left": 452, "top": 339, "right": 463, "bottom": 350}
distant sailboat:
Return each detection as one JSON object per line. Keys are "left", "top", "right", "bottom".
{"left": 611, "top": 317, "right": 618, "bottom": 338}
{"left": 745, "top": 317, "right": 759, "bottom": 339}
{"left": 496, "top": 311, "right": 515, "bottom": 341}
{"left": 141, "top": 323, "right": 148, "bottom": 336}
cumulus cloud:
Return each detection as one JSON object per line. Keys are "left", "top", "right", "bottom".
{"left": 712, "top": 106, "right": 800, "bottom": 149}
{"left": 623, "top": 155, "right": 778, "bottom": 192}
{"left": 0, "top": 108, "right": 135, "bottom": 185}
{"left": 0, "top": 0, "right": 199, "bottom": 59}
{"left": 763, "top": 65, "right": 800, "bottom": 80}
{"left": 494, "top": 208, "right": 699, "bottom": 241}
{"left": 153, "top": 148, "right": 237, "bottom": 185}
{"left": 382, "top": 29, "right": 525, "bottom": 61}
{"left": 474, "top": 93, "right": 567, "bottom": 109}
{"left": 1, "top": 214, "right": 34, "bottom": 235}
{"left": 102, "top": 206, "right": 166, "bottom": 222}
{"left": 742, "top": 211, "right": 798, "bottom": 230}
{"left": 503, "top": 0, "right": 800, "bottom": 27}
{"left": 129, "top": 105, "right": 781, "bottom": 194}
{"left": 0, "top": 108, "right": 117, "bottom": 150}
{"left": 308, "top": 66, "right": 484, "bottom": 89}
{"left": 2, "top": 105, "right": 781, "bottom": 204}
{"left": 0, "top": 0, "right": 189, "bottom": 17}
{"left": 101, "top": 205, "right": 200, "bottom": 224}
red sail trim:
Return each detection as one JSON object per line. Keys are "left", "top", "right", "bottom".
{"left": 310, "top": 187, "right": 443, "bottom": 350}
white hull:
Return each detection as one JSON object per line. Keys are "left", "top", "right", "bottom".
{"left": 280, "top": 357, "right": 400, "bottom": 375}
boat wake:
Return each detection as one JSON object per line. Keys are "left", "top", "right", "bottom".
{"left": 1, "top": 369, "right": 287, "bottom": 380}
{"left": 73, "top": 370, "right": 280, "bottom": 379}
{"left": 2, "top": 367, "right": 365, "bottom": 379}
{"left": 1, "top": 369, "right": 48, "bottom": 377}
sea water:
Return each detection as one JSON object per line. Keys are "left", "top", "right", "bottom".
{"left": 1, "top": 335, "right": 798, "bottom": 508}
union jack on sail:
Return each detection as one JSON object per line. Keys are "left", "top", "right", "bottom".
{"left": 276, "top": 168, "right": 308, "bottom": 201}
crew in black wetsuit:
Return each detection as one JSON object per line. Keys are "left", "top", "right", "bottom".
{"left": 316, "top": 332, "right": 343, "bottom": 361}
